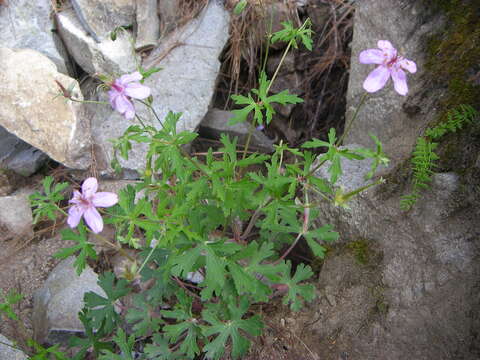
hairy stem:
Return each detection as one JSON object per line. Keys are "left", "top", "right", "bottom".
{"left": 337, "top": 92, "right": 368, "bottom": 146}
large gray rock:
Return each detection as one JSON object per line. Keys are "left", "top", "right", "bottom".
{"left": 90, "top": 0, "right": 230, "bottom": 172}
{"left": 0, "top": 47, "right": 91, "bottom": 169}
{"left": 199, "top": 109, "right": 274, "bottom": 153}
{"left": 0, "top": 126, "right": 48, "bottom": 176}
{"left": 344, "top": 0, "right": 444, "bottom": 166}
{"left": 0, "top": 0, "right": 68, "bottom": 74}
{"left": 135, "top": 0, "right": 160, "bottom": 51}
{"left": 313, "top": 152, "right": 480, "bottom": 358}
{"left": 0, "top": 194, "right": 33, "bottom": 242}
{"left": 56, "top": 8, "right": 138, "bottom": 75}
{"left": 0, "top": 334, "right": 27, "bottom": 360}
{"left": 33, "top": 257, "right": 106, "bottom": 345}
{"left": 69, "top": 0, "right": 135, "bottom": 39}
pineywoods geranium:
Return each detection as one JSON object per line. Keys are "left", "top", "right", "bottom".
{"left": 67, "top": 177, "right": 118, "bottom": 233}
{"left": 360, "top": 40, "right": 417, "bottom": 96}
{"left": 108, "top": 71, "right": 151, "bottom": 119}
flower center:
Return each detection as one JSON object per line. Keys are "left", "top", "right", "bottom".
{"left": 111, "top": 83, "right": 124, "bottom": 93}
{"left": 79, "top": 196, "right": 92, "bottom": 207}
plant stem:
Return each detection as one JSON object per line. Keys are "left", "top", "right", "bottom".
{"left": 241, "top": 121, "right": 256, "bottom": 160}
{"left": 137, "top": 99, "right": 166, "bottom": 130}
{"left": 93, "top": 233, "right": 136, "bottom": 262}
{"left": 176, "top": 145, "right": 210, "bottom": 177}
{"left": 69, "top": 98, "right": 109, "bottom": 105}
{"left": 266, "top": 41, "right": 293, "bottom": 95}
{"left": 306, "top": 92, "right": 369, "bottom": 177}
{"left": 137, "top": 242, "right": 157, "bottom": 275}
{"left": 337, "top": 92, "right": 368, "bottom": 146}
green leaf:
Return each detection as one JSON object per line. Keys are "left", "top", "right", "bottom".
{"left": 54, "top": 223, "right": 97, "bottom": 275}
{"left": 143, "top": 334, "right": 183, "bottom": 360}
{"left": 0, "top": 290, "right": 23, "bottom": 321}
{"left": 161, "top": 291, "right": 202, "bottom": 358}
{"left": 126, "top": 294, "right": 163, "bottom": 336}
{"left": 271, "top": 19, "right": 313, "bottom": 50}
{"left": 202, "top": 298, "right": 263, "bottom": 360}
{"left": 29, "top": 176, "right": 68, "bottom": 223}
{"left": 83, "top": 272, "right": 130, "bottom": 334}
{"left": 139, "top": 65, "right": 163, "bottom": 82}
{"left": 69, "top": 309, "right": 114, "bottom": 360}
{"left": 279, "top": 262, "right": 315, "bottom": 311}
{"left": 233, "top": 0, "right": 247, "bottom": 15}
{"left": 98, "top": 328, "right": 135, "bottom": 360}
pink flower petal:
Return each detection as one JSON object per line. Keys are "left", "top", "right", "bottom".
{"left": 82, "top": 177, "right": 98, "bottom": 198}
{"left": 124, "top": 83, "right": 151, "bottom": 99}
{"left": 67, "top": 205, "right": 84, "bottom": 228}
{"left": 377, "top": 40, "right": 394, "bottom": 51}
{"left": 399, "top": 58, "right": 417, "bottom": 73}
{"left": 363, "top": 66, "right": 391, "bottom": 93}
{"left": 69, "top": 190, "right": 82, "bottom": 204}
{"left": 92, "top": 192, "right": 118, "bottom": 207}
{"left": 113, "top": 94, "right": 129, "bottom": 113}
{"left": 119, "top": 71, "right": 143, "bottom": 85}
{"left": 359, "top": 49, "right": 385, "bottom": 64}
{"left": 123, "top": 105, "right": 136, "bottom": 119}
{"left": 108, "top": 89, "right": 119, "bottom": 108}
{"left": 391, "top": 68, "right": 408, "bottom": 95}
{"left": 84, "top": 207, "right": 104, "bottom": 233}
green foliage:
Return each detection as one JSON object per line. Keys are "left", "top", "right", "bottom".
{"left": 233, "top": 0, "right": 247, "bottom": 15}
{"left": 83, "top": 272, "right": 131, "bottom": 334}
{"left": 0, "top": 289, "right": 23, "bottom": 321}
{"left": 34, "top": 20, "right": 387, "bottom": 360}
{"left": 401, "top": 105, "right": 478, "bottom": 210}
{"left": 202, "top": 298, "right": 263, "bottom": 360}
{"left": 271, "top": 19, "right": 313, "bottom": 51}
{"left": 54, "top": 223, "right": 97, "bottom": 275}
{"left": 27, "top": 340, "right": 68, "bottom": 360}
{"left": 425, "top": 104, "right": 477, "bottom": 139}
{"left": 230, "top": 71, "right": 303, "bottom": 126}
{"left": 29, "top": 176, "right": 68, "bottom": 224}
{"left": 278, "top": 262, "right": 315, "bottom": 311}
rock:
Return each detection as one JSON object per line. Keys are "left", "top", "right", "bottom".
{"left": 0, "top": 47, "right": 91, "bottom": 169}
{"left": 135, "top": 0, "right": 160, "bottom": 51}
{"left": 68, "top": 0, "right": 136, "bottom": 39}
{"left": 1, "top": 145, "right": 48, "bottom": 177}
{"left": 313, "top": 154, "right": 480, "bottom": 358}
{"left": 0, "top": 126, "right": 48, "bottom": 176}
{"left": 33, "top": 257, "right": 106, "bottom": 345}
{"left": 310, "top": 248, "right": 383, "bottom": 357}
{"left": 0, "top": 194, "right": 33, "bottom": 242}
{"left": 344, "top": 0, "right": 445, "bottom": 166}
{"left": 91, "top": 0, "right": 230, "bottom": 172}
{"left": 199, "top": 109, "right": 274, "bottom": 153}
{"left": 0, "top": 0, "right": 69, "bottom": 74}
{"left": 266, "top": 52, "right": 296, "bottom": 76}
{"left": 0, "top": 333, "right": 27, "bottom": 360}
{"left": 56, "top": 8, "right": 138, "bottom": 75}
{"left": 307, "top": 2, "right": 331, "bottom": 29}
{"left": 158, "top": 0, "right": 179, "bottom": 34}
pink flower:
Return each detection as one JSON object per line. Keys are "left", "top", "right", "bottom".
{"left": 359, "top": 40, "right": 417, "bottom": 96}
{"left": 67, "top": 177, "right": 118, "bottom": 234}
{"left": 108, "top": 72, "right": 151, "bottom": 119}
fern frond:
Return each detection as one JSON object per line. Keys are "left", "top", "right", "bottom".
{"left": 401, "top": 137, "right": 438, "bottom": 210}
{"left": 401, "top": 104, "right": 477, "bottom": 210}
{"left": 425, "top": 104, "right": 477, "bottom": 139}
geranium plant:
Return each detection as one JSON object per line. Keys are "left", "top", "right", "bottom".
{"left": 23, "top": 20, "right": 416, "bottom": 360}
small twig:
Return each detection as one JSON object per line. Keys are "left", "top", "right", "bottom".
{"left": 240, "top": 196, "right": 271, "bottom": 241}
{"left": 172, "top": 276, "right": 201, "bottom": 300}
